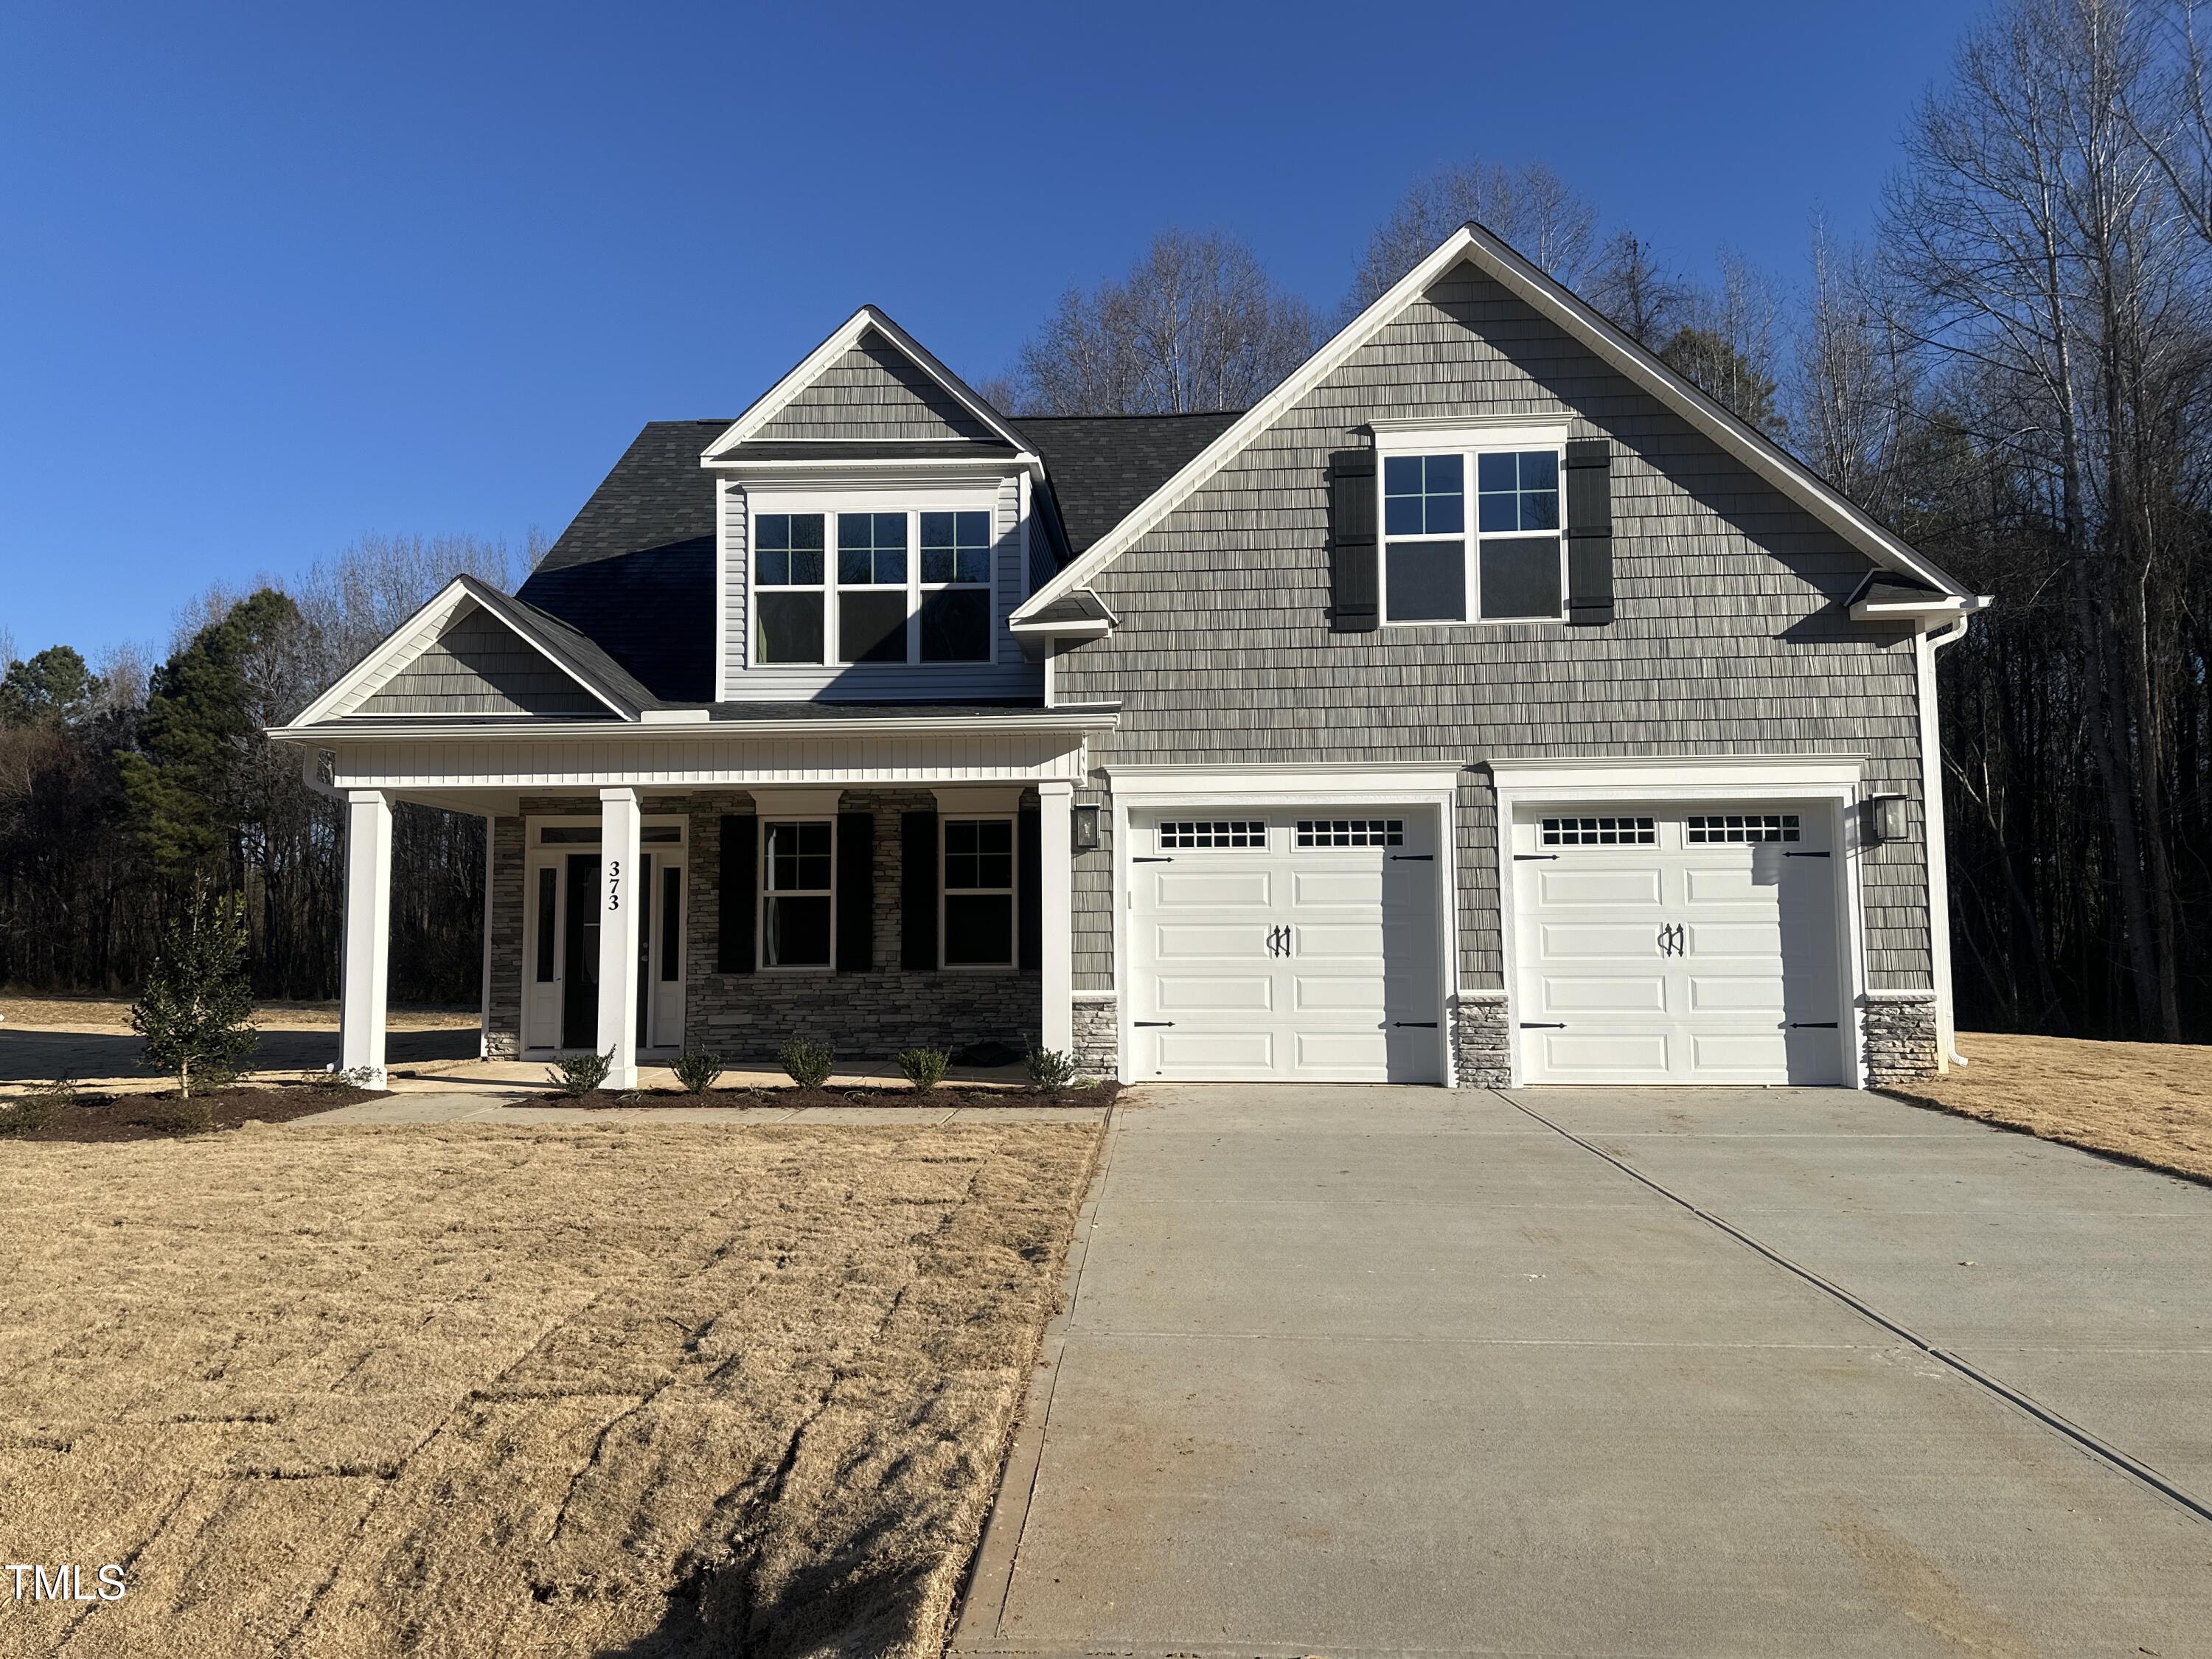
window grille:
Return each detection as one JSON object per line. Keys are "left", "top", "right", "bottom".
{"left": 1540, "top": 816, "right": 1656, "bottom": 846}
{"left": 1158, "top": 821, "right": 1267, "bottom": 849}
{"left": 1295, "top": 819, "right": 1405, "bottom": 848}
{"left": 1685, "top": 813, "right": 1801, "bottom": 844}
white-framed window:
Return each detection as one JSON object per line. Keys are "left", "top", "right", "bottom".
{"left": 753, "top": 512, "right": 827, "bottom": 664}
{"left": 1686, "top": 813, "right": 1800, "bottom": 844}
{"left": 751, "top": 497, "right": 996, "bottom": 667}
{"left": 1158, "top": 821, "right": 1267, "bottom": 849}
{"left": 1380, "top": 435, "right": 1568, "bottom": 625}
{"left": 1295, "top": 818, "right": 1404, "bottom": 848}
{"left": 942, "top": 817, "right": 1016, "bottom": 967}
{"left": 1542, "top": 815, "right": 1656, "bottom": 846}
{"left": 761, "top": 818, "right": 835, "bottom": 968}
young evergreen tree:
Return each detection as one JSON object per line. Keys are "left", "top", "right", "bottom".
{"left": 130, "top": 883, "right": 258, "bottom": 1099}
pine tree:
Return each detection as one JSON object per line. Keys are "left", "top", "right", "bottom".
{"left": 130, "top": 884, "right": 258, "bottom": 1099}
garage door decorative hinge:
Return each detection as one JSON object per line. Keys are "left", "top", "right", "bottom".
{"left": 1134, "top": 1020, "right": 1175, "bottom": 1027}
{"left": 1514, "top": 853, "right": 1559, "bottom": 860}
{"left": 1392, "top": 1020, "right": 1439, "bottom": 1028}
{"left": 1789, "top": 1021, "right": 1839, "bottom": 1029}
{"left": 1133, "top": 855, "right": 1173, "bottom": 863}
{"left": 1784, "top": 850, "right": 1830, "bottom": 858}
{"left": 1520, "top": 1021, "right": 1567, "bottom": 1029}
{"left": 1390, "top": 854, "right": 1433, "bottom": 861}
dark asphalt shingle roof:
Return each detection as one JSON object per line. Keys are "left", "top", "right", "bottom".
{"left": 1012, "top": 412, "right": 1245, "bottom": 554}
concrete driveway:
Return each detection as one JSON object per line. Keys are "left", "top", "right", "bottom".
{"left": 953, "top": 1085, "right": 2212, "bottom": 1658}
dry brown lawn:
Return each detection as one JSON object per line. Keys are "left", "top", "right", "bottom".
{"left": 1888, "top": 1030, "right": 2212, "bottom": 1183}
{"left": 0, "top": 995, "right": 470, "bottom": 1032}
{"left": 0, "top": 1120, "right": 1100, "bottom": 1658}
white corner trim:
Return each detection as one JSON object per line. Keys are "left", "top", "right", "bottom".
{"left": 1013, "top": 221, "right": 1972, "bottom": 624}
{"left": 703, "top": 305, "right": 1033, "bottom": 459}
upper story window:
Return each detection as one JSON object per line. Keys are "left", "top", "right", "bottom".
{"left": 752, "top": 504, "right": 994, "bottom": 667}
{"left": 1382, "top": 443, "right": 1565, "bottom": 625}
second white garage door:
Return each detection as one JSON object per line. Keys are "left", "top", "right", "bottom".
{"left": 1512, "top": 804, "right": 1846, "bottom": 1085}
{"left": 1128, "top": 810, "right": 1443, "bottom": 1082}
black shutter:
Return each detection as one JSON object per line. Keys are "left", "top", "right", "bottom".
{"left": 717, "top": 814, "right": 757, "bottom": 973}
{"left": 1329, "top": 448, "right": 1379, "bottom": 632}
{"left": 900, "top": 811, "right": 938, "bottom": 971}
{"left": 1018, "top": 808, "right": 1042, "bottom": 970}
{"left": 1565, "top": 438, "right": 1615, "bottom": 627}
{"left": 835, "top": 810, "right": 874, "bottom": 973}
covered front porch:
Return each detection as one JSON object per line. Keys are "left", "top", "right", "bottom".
{"left": 310, "top": 711, "right": 1103, "bottom": 1091}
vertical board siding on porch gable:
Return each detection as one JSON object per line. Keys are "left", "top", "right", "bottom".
{"left": 755, "top": 330, "right": 1000, "bottom": 442}
{"left": 1056, "top": 262, "right": 1931, "bottom": 992}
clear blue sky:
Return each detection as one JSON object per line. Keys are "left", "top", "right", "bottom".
{"left": 1, "top": 0, "right": 1980, "bottom": 659}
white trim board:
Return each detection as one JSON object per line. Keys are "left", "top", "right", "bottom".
{"left": 1013, "top": 221, "right": 1980, "bottom": 625}
{"left": 1486, "top": 754, "right": 1872, "bottom": 1088}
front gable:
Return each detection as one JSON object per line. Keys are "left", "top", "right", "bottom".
{"left": 756, "top": 328, "right": 1002, "bottom": 443}
{"left": 355, "top": 604, "right": 610, "bottom": 717}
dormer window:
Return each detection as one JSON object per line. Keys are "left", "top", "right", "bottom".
{"left": 750, "top": 500, "right": 996, "bottom": 667}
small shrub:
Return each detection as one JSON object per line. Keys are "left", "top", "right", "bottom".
{"left": 0, "top": 1096, "right": 54, "bottom": 1136}
{"left": 549, "top": 1050, "right": 613, "bottom": 1097}
{"left": 672, "top": 1050, "right": 726, "bottom": 1094}
{"left": 778, "top": 1037, "right": 835, "bottom": 1091}
{"left": 1025, "top": 1046, "right": 1079, "bottom": 1096}
{"left": 131, "top": 883, "right": 259, "bottom": 1100}
{"left": 896, "top": 1047, "right": 950, "bottom": 1092}
{"left": 152, "top": 1098, "right": 212, "bottom": 1136}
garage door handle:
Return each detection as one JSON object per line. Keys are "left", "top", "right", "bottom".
{"left": 1790, "top": 1021, "right": 1838, "bottom": 1029}
{"left": 1520, "top": 1022, "right": 1566, "bottom": 1029}
{"left": 1392, "top": 1020, "right": 1438, "bottom": 1028}
{"left": 1135, "top": 1020, "right": 1175, "bottom": 1028}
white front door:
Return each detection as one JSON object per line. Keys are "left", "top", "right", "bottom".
{"left": 1512, "top": 803, "right": 1844, "bottom": 1085}
{"left": 1129, "top": 810, "right": 1443, "bottom": 1083}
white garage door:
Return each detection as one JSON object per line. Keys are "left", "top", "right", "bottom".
{"left": 1129, "top": 810, "right": 1442, "bottom": 1082}
{"left": 1512, "top": 804, "right": 1845, "bottom": 1085}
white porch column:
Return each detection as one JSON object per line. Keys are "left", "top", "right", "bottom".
{"left": 597, "top": 787, "right": 643, "bottom": 1089}
{"left": 339, "top": 790, "right": 393, "bottom": 1088}
{"left": 1037, "top": 781, "right": 1074, "bottom": 1055}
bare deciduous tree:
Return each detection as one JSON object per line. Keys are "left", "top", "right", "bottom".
{"left": 1585, "top": 232, "right": 1686, "bottom": 347}
{"left": 1005, "top": 232, "right": 1319, "bottom": 416}
{"left": 1346, "top": 160, "right": 1598, "bottom": 311}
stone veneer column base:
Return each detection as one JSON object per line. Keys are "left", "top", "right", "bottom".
{"left": 1451, "top": 994, "right": 1511, "bottom": 1089}
{"left": 1071, "top": 994, "right": 1119, "bottom": 1079}
{"left": 1863, "top": 992, "right": 1940, "bottom": 1084}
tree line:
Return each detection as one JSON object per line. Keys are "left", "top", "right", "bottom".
{"left": 3, "top": 0, "right": 2203, "bottom": 1037}
{"left": 0, "top": 537, "right": 525, "bottom": 1005}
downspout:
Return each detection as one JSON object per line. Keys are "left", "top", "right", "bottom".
{"left": 1919, "top": 616, "right": 1972, "bottom": 1068}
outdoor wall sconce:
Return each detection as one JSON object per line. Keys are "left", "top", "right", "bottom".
{"left": 1071, "top": 804, "right": 1101, "bottom": 853}
{"left": 1868, "top": 793, "right": 1910, "bottom": 844}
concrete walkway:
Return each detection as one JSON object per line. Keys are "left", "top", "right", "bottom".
{"left": 953, "top": 1085, "right": 2212, "bottom": 1658}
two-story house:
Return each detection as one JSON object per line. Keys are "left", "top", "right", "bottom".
{"left": 278, "top": 222, "right": 1987, "bottom": 1092}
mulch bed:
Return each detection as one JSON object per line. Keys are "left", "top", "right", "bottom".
{"left": 521, "top": 1082, "right": 1122, "bottom": 1111}
{"left": 0, "top": 1081, "right": 377, "bottom": 1144}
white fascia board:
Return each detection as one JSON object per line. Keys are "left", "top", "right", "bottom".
{"left": 1850, "top": 593, "right": 1992, "bottom": 622}
{"left": 1106, "top": 762, "right": 1468, "bottom": 800}
{"left": 703, "top": 305, "right": 1034, "bottom": 459}
{"left": 1014, "top": 222, "right": 1972, "bottom": 622}
{"left": 270, "top": 710, "right": 1119, "bottom": 742}
{"left": 1487, "top": 754, "right": 1867, "bottom": 796}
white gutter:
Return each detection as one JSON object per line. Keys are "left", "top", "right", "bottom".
{"left": 267, "top": 709, "right": 1119, "bottom": 742}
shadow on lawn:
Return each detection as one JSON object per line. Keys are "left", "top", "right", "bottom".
{"left": 0, "top": 1024, "right": 479, "bottom": 1083}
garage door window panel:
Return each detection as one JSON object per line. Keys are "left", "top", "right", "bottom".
{"left": 1158, "top": 821, "right": 1267, "bottom": 849}
{"left": 1541, "top": 816, "right": 1656, "bottom": 846}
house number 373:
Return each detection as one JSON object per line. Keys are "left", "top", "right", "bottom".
{"left": 606, "top": 859, "right": 621, "bottom": 912}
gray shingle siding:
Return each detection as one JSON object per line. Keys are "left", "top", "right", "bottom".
{"left": 358, "top": 608, "right": 608, "bottom": 717}
{"left": 756, "top": 330, "right": 998, "bottom": 442}
{"left": 1057, "top": 262, "right": 1931, "bottom": 992}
